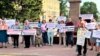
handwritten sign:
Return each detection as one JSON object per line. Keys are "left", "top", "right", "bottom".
{"left": 46, "top": 23, "right": 56, "bottom": 29}
{"left": 76, "top": 28, "right": 86, "bottom": 46}
{"left": 29, "top": 22, "right": 38, "bottom": 28}
{"left": 7, "top": 29, "right": 21, "bottom": 35}
{"left": 85, "top": 23, "right": 96, "bottom": 29}
{"left": 84, "top": 31, "right": 91, "bottom": 38}
{"left": 22, "top": 29, "right": 36, "bottom": 35}
{"left": 63, "top": 26, "right": 75, "bottom": 32}
{"left": 92, "top": 30, "right": 100, "bottom": 38}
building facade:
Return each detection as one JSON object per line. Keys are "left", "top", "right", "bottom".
{"left": 41, "top": 0, "right": 60, "bottom": 22}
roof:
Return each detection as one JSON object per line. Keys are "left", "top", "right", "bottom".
{"left": 79, "top": 14, "right": 93, "bottom": 19}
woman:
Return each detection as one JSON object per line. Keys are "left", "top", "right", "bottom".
{"left": 76, "top": 18, "right": 87, "bottom": 56}
{"left": 23, "top": 20, "right": 31, "bottom": 48}
{"left": 66, "top": 18, "right": 74, "bottom": 47}
{"left": 89, "top": 19, "right": 97, "bottom": 51}
{"left": 0, "top": 20, "right": 8, "bottom": 48}
{"left": 47, "top": 19, "right": 55, "bottom": 46}
{"left": 59, "top": 20, "right": 66, "bottom": 46}
{"left": 41, "top": 20, "right": 48, "bottom": 45}
{"left": 10, "top": 21, "right": 20, "bottom": 48}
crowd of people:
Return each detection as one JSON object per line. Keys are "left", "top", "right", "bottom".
{"left": 0, "top": 13, "right": 100, "bottom": 56}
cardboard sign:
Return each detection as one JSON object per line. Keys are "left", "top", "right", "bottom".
{"left": 22, "top": 29, "right": 36, "bottom": 35}
{"left": 76, "top": 28, "right": 86, "bottom": 46}
{"left": 29, "top": 22, "right": 38, "bottom": 28}
{"left": 5, "top": 19, "right": 16, "bottom": 28}
{"left": 85, "top": 23, "right": 96, "bottom": 29}
{"left": 84, "top": 30, "right": 91, "bottom": 38}
{"left": 63, "top": 26, "right": 75, "bottom": 32}
{"left": 92, "top": 30, "right": 100, "bottom": 38}
{"left": 7, "top": 29, "right": 21, "bottom": 35}
{"left": 46, "top": 23, "right": 56, "bottom": 29}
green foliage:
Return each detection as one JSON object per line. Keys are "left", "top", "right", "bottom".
{"left": 59, "top": 0, "right": 68, "bottom": 16}
{"left": 0, "top": 0, "right": 42, "bottom": 21}
{"left": 81, "top": 2, "right": 99, "bottom": 20}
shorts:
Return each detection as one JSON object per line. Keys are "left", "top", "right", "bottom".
{"left": 96, "top": 42, "right": 100, "bottom": 46}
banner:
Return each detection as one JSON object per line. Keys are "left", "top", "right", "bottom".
{"left": 92, "top": 30, "right": 100, "bottom": 38}
{"left": 46, "top": 23, "right": 56, "bottom": 29}
{"left": 7, "top": 29, "right": 21, "bottom": 35}
{"left": 29, "top": 22, "right": 38, "bottom": 28}
{"left": 76, "top": 28, "right": 86, "bottom": 46}
{"left": 5, "top": 19, "right": 16, "bottom": 28}
{"left": 22, "top": 29, "right": 36, "bottom": 35}
{"left": 63, "top": 26, "right": 75, "bottom": 32}
{"left": 84, "top": 30, "right": 91, "bottom": 38}
{"left": 85, "top": 23, "right": 96, "bottom": 29}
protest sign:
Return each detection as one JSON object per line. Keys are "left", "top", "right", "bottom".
{"left": 92, "top": 30, "right": 100, "bottom": 38}
{"left": 76, "top": 28, "right": 86, "bottom": 46}
{"left": 5, "top": 19, "right": 16, "bottom": 28}
{"left": 29, "top": 22, "right": 38, "bottom": 28}
{"left": 85, "top": 23, "right": 96, "bottom": 29}
{"left": 7, "top": 29, "right": 21, "bottom": 35}
{"left": 63, "top": 26, "right": 75, "bottom": 32}
{"left": 84, "top": 30, "right": 91, "bottom": 38}
{"left": 22, "top": 29, "right": 36, "bottom": 35}
{"left": 46, "top": 23, "right": 56, "bottom": 29}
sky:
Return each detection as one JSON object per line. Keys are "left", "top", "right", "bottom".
{"left": 81, "top": 0, "right": 100, "bottom": 12}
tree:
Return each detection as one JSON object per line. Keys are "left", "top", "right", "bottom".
{"left": 0, "top": 0, "right": 42, "bottom": 21}
{"left": 81, "top": 2, "right": 98, "bottom": 20}
{"left": 59, "top": 0, "right": 68, "bottom": 16}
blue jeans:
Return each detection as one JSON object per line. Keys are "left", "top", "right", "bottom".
{"left": 42, "top": 32, "right": 48, "bottom": 44}
{"left": 47, "top": 32, "right": 54, "bottom": 45}
{"left": 66, "top": 32, "right": 73, "bottom": 46}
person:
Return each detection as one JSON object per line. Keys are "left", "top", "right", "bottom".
{"left": 0, "top": 20, "right": 8, "bottom": 48}
{"left": 10, "top": 21, "right": 20, "bottom": 48}
{"left": 66, "top": 18, "right": 74, "bottom": 47}
{"left": 23, "top": 20, "right": 31, "bottom": 48}
{"left": 57, "top": 13, "right": 67, "bottom": 23}
{"left": 89, "top": 19, "right": 97, "bottom": 51}
{"left": 41, "top": 20, "right": 48, "bottom": 45}
{"left": 47, "top": 19, "right": 55, "bottom": 46}
{"left": 76, "top": 17, "right": 87, "bottom": 56}
{"left": 58, "top": 20, "right": 66, "bottom": 46}
{"left": 96, "top": 25, "right": 100, "bottom": 56}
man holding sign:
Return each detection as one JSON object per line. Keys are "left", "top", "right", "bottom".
{"left": 65, "top": 18, "right": 74, "bottom": 47}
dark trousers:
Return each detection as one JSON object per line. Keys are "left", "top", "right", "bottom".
{"left": 24, "top": 35, "right": 31, "bottom": 48}
{"left": 77, "top": 38, "right": 87, "bottom": 55}
{"left": 11, "top": 35, "right": 19, "bottom": 47}
{"left": 66, "top": 32, "right": 73, "bottom": 46}
{"left": 42, "top": 32, "right": 48, "bottom": 44}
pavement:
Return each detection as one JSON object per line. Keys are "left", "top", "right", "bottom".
{"left": 0, "top": 44, "right": 97, "bottom": 56}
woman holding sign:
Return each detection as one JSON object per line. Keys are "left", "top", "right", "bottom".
{"left": 23, "top": 20, "right": 31, "bottom": 48}
{"left": 66, "top": 18, "right": 74, "bottom": 47}
{"left": 0, "top": 20, "right": 8, "bottom": 48}
{"left": 76, "top": 19, "right": 87, "bottom": 56}
{"left": 46, "top": 19, "right": 55, "bottom": 46}
{"left": 10, "top": 21, "right": 20, "bottom": 48}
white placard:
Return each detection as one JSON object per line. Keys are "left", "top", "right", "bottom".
{"left": 92, "top": 30, "right": 100, "bottom": 38}
{"left": 5, "top": 19, "right": 16, "bottom": 28}
{"left": 29, "top": 22, "right": 38, "bottom": 28}
{"left": 76, "top": 28, "right": 86, "bottom": 46}
{"left": 84, "top": 30, "right": 91, "bottom": 38}
{"left": 58, "top": 24, "right": 66, "bottom": 33}
{"left": 85, "top": 23, "right": 96, "bottom": 29}
{"left": 22, "top": 29, "right": 36, "bottom": 35}
{"left": 7, "top": 29, "right": 21, "bottom": 35}
{"left": 46, "top": 23, "right": 56, "bottom": 29}
{"left": 57, "top": 16, "right": 67, "bottom": 22}
{"left": 63, "top": 26, "right": 75, "bottom": 32}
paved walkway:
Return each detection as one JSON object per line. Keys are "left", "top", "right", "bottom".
{"left": 0, "top": 44, "right": 97, "bottom": 56}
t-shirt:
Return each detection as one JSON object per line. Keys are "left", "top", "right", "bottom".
{"left": 41, "top": 23, "right": 47, "bottom": 32}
